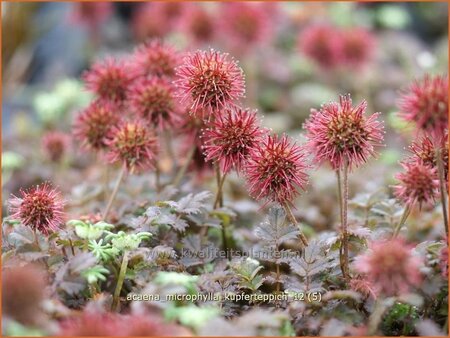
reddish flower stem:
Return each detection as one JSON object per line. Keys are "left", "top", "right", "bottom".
{"left": 392, "top": 203, "right": 412, "bottom": 238}
{"left": 102, "top": 164, "right": 126, "bottom": 221}
{"left": 214, "top": 171, "right": 227, "bottom": 209}
{"left": 112, "top": 250, "right": 129, "bottom": 311}
{"left": 283, "top": 203, "right": 308, "bottom": 247}
{"left": 172, "top": 143, "right": 197, "bottom": 187}
{"left": 436, "top": 148, "right": 448, "bottom": 236}
{"left": 342, "top": 159, "right": 350, "bottom": 281}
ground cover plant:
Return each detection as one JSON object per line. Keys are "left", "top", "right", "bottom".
{"left": 2, "top": 1, "right": 449, "bottom": 336}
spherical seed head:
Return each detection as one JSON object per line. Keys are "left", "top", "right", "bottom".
{"left": 298, "top": 24, "right": 342, "bottom": 69}
{"left": 132, "top": 4, "right": 167, "bottom": 41}
{"left": 123, "top": 314, "right": 190, "bottom": 336}
{"left": 60, "top": 311, "right": 189, "bottom": 336}
{"left": 128, "top": 76, "right": 181, "bottom": 130}
{"left": 83, "top": 57, "right": 133, "bottom": 104}
{"left": 59, "top": 311, "right": 121, "bottom": 336}
{"left": 393, "top": 161, "right": 439, "bottom": 208}
{"left": 219, "top": 2, "right": 273, "bottom": 53}
{"left": 304, "top": 94, "right": 384, "bottom": 171}
{"left": 349, "top": 277, "right": 378, "bottom": 299}
{"left": 174, "top": 49, "right": 245, "bottom": 115}
{"left": 354, "top": 238, "right": 422, "bottom": 297}
{"left": 340, "top": 27, "right": 376, "bottom": 69}
{"left": 73, "top": 100, "right": 120, "bottom": 152}
{"left": 2, "top": 264, "right": 47, "bottom": 325}
{"left": 131, "top": 39, "right": 179, "bottom": 78}
{"left": 42, "top": 131, "right": 70, "bottom": 162}
{"left": 409, "top": 132, "right": 448, "bottom": 182}
{"left": 8, "top": 183, "right": 66, "bottom": 234}
{"left": 178, "top": 6, "right": 215, "bottom": 45}
{"left": 398, "top": 74, "right": 448, "bottom": 137}
{"left": 245, "top": 134, "right": 309, "bottom": 205}
{"left": 202, "top": 107, "right": 267, "bottom": 174}
{"left": 106, "top": 120, "right": 158, "bottom": 174}
{"left": 70, "top": 2, "right": 112, "bottom": 29}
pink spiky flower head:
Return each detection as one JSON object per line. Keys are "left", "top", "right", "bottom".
{"left": 174, "top": 49, "right": 245, "bottom": 117}
{"left": 303, "top": 94, "right": 384, "bottom": 171}
{"left": 201, "top": 107, "right": 267, "bottom": 174}
{"left": 245, "top": 134, "right": 309, "bottom": 205}
{"left": 73, "top": 100, "right": 120, "bottom": 152}
{"left": 42, "top": 131, "right": 70, "bottom": 162}
{"left": 132, "top": 4, "right": 167, "bottom": 41}
{"left": 70, "top": 2, "right": 112, "bottom": 30}
{"left": 393, "top": 161, "right": 439, "bottom": 208}
{"left": 178, "top": 5, "right": 216, "bottom": 46}
{"left": 106, "top": 120, "right": 158, "bottom": 174}
{"left": 83, "top": 57, "right": 133, "bottom": 105}
{"left": 131, "top": 40, "right": 179, "bottom": 78}
{"left": 8, "top": 183, "right": 66, "bottom": 234}
{"left": 409, "top": 132, "right": 448, "bottom": 182}
{"left": 340, "top": 27, "right": 376, "bottom": 69}
{"left": 298, "top": 24, "right": 342, "bottom": 69}
{"left": 219, "top": 2, "right": 273, "bottom": 54}
{"left": 354, "top": 238, "right": 422, "bottom": 297}
{"left": 398, "top": 74, "right": 448, "bottom": 138}
{"left": 128, "top": 76, "right": 181, "bottom": 130}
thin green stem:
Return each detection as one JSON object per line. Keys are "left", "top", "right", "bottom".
{"left": 336, "top": 169, "right": 345, "bottom": 279}
{"left": 112, "top": 250, "right": 129, "bottom": 311}
{"left": 214, "top": 172, "right": 227, "bottom": 209}
{"left": 213, "top": 168, "right": 229, "bottom": 258}
{"left": 284, "top": 203, "right": 309, "bottom": 247}
{"left": 342, "top": 160, "right": 350, "bottom": 282}
{"left": 172, "top": 143, "right": 196, "bottom": 187}
{"left": 392, "top": 204, "right": 412, "bottom": 238}
{"left": 104, "top": 165, "right": 109, "bottom": 202}
{"left": 214, "top": 165, "right": 224, "bottom": 208}
{"left": 436, "top": 148, "right": 448, "bottom": 236}
{"left": 164, "top": 129, "right": 177, "bottom": 171}
{"left": 102, "top": 164, "right": 126, "bottom": 221}
{"left": 155, "top": 162, "right": 161, "bottom": 193}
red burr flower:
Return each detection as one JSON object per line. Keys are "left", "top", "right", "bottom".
{"left": 70, "top": 2, "right": 112, "bottom": 30}
{"left": 41, "top": 131, "right": 70, "bottom": 162}
{"left": 349, "top": 276, "right": 378, "bottom": 299}
{"left": 128, "top": 76, "right": 181, "bottom": 130}
{"left": 202, "top": 107, "right": 267, "bottom": 173}
{"left": 83, "top": 57, "right": 133, "bottom": 104}
{"left": 393, "top": 161, "right": 439, "bottom": 208}
{"left": 59, "top": 311, "right": 189, "bottom": 336}
{"left": 8, "top": 183, "right": 66, "bottom": 234}
{"left": 106, "top": 120, "right": 158, "bottom": 174}
{"left": 303, "top": 94, "right": 384, "bottom": 171}
{"left": 219, "top": 2, "right": 274, "bottom": 53}
{"left": 354, "top": 238, "right": 422, "bottom": 297}
{"left": 2, "top": 264, "right": 47, "bottom": 326}
{"left": 409, "top": 132, "right": 448, "bottom": 182}
{"left": 174, "top": 49, "right": 245, "bottom": 116}
{"left": 59, "top": 312, "right": 121, "bottom": 336}
{"left": 398, "top": 74, "right": 448, "bottom": 137}
{"left": 340, "top": 27, "right": 376, "bottom": 69}
{"left": 245, "top": 134, "right": 309, "bottom": 205}
{"left": 298, "top": 24, "right": 342, "bottom": 69}
{"left": 178, "top": 6, "right": 216, "bottom": 46}
{"left": 73, "top": 100, "right": 120, "bottom": 152}
{"left": 131, "top": 40, "right": 179, "bottom": 78}
{"left": 131, "top": 2, "right": 190, "bottom": 42}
